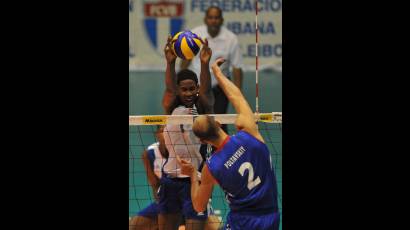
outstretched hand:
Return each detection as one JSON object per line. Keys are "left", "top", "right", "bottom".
{"left": 164, "top": 35, "right": 177, "bottom": 63}
{"left": 200, "top": 39, "right": 212, "bottom": 64}
{"left": 211, "top": 57, "right": 226, "bottom": 71}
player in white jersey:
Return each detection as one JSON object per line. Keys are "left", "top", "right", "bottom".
{"left": 158, "top": 37, "right": 214, "bottom": 230}
{"left": 162, "top": 105, "right": 203, "bottom": 178}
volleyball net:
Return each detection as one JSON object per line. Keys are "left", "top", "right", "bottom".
{"left": 129, "top": 112, "right": 282, "bottom": 228}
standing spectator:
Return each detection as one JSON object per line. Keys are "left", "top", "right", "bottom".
{"left": 181, "top": 6, "right": 243, "bottom": 133}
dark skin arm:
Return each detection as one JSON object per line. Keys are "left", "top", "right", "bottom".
{"left": 162, "top": 36, "right": 178, "bottom": 115}
{"left": 197, "top": 39, "right": 214, "bottom": 114}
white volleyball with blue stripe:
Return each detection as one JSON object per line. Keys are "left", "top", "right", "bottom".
{"left": 171, "top": 30, "right": 204, "bottom": 60}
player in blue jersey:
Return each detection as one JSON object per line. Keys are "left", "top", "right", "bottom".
{"left": 177, "top": 58, "right": 280, "bottom": 230}
{"left": 129, "top": 126, "right": 169, "bottom": 230}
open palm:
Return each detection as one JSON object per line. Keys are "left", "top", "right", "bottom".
{"left": 200, "top": 39, "right": 212, "bottom": 64}
{"left": 164, "top": 35, "right": 177, "bottom": 63}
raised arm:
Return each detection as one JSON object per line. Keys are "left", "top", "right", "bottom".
{"left": 230, "top": 37, "right": 244, "bottom": 90}
{"left": 232, "top": 67, "right": 243, "bottom": 90}
{"left": 162, "top": 36, "right": 178, "bottom": 114}
{"left": 211, "top": 58, "right": 264, "bottom": 143}
{"left": 198, "top": 39, "right": 214, "bottom": 114}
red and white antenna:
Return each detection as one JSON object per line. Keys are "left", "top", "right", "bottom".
{"left": 255, "top": 0, "right": 259, "bottom": 114}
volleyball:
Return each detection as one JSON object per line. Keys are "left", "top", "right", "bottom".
{"left": 171, "top": 30, "right": 204, "bottom": 60}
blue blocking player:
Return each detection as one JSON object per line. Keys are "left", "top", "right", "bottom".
{"left": 177, "top": 58, "right": 280, "bottom": 230}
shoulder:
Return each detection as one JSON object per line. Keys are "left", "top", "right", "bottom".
{"left": 146, "top": 143, "right": 159, "bottom": 159}
{"left": 221, "top": 26, "right": 238, "bottom": 41}
{"left": 236, "top": 130, "right": 265, "bottom": 145}
{"left": 147, "top": 142, "right": 159, "bottom": 151}
{"left": 172, "top": 105, "right": 190, "bottom": 115}
{"left": 195, "top": 100, "right": 213, "bottom": 114}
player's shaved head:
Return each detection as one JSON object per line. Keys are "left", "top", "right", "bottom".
{"left": 193, "top": 115, "right": 220, "bottom": 141}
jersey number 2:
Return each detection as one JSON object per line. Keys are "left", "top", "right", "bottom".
{"left": 238, "top": 162, "right": 261, "bottom": 190}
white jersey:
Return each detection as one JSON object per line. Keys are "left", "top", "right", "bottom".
{"left": 146, "top": 142, "right": 166, "bottom": 178}
{"left": 190, "top": 25, "right": 243, "bottom": 88}
{"left": 163, "top": 105, "right": 203, "bottom": 178}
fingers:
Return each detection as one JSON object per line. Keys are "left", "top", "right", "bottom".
{"left": 167, "top": 35, "right": 173, "bottom": 45}
{"left": 200, "top": 38, "right": 212, "bottom": 61}
{"left": 176, "top": 155, "right": 190, "bottom": 165}
{"left": 176, "top": 155, "right": 193, "bottom": 176}
{"left": 164, "top": 35, "right": 173, "bottom": 51}
{"left": 176, "top": 155, "right": 182, "bottom": 165}
{"left": 200, "top": 38, "right": 209, "bottom": 52}
{"left": 215, "top": 57, "right": 226, "bottom": 67}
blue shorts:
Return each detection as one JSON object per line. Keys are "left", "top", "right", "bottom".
{"left": 225, "top": 211, "right": 280, "bottom": 230}
{"left": 137, "top": 203, "right": 159, "bottom": 218}
{"left": 158, "top": 176, "right": 208, "bottom": 220}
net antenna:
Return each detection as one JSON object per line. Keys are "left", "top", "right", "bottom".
{"left": 255, "top": 0, "right": 259, "bottom": 114}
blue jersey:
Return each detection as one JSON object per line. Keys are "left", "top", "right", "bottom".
{"left": 206, "top": 130, "right": 278, "bottom": 214}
